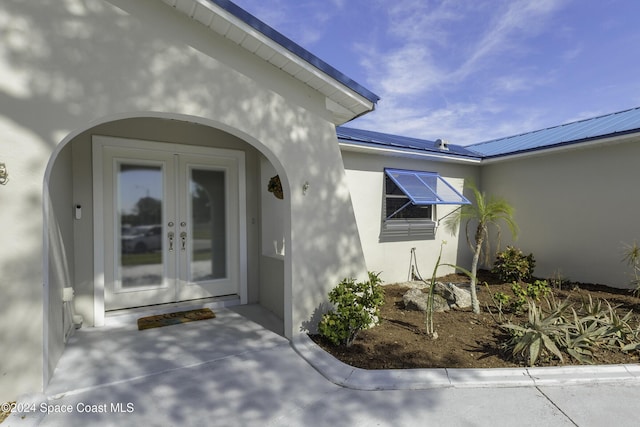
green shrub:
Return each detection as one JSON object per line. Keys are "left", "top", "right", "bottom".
{"left": 487, "top": 280, "right": 552, "bottom": 315}
{"left": 526, "top": 280, "right": 551, "bottom": 301}
{"left": 492, "top": 246, "right": 536, "bottom": 283}
{"left": 318, "top": 272, "right": 384, "bottom": 347}
{"left": 510, "top": 282, "right": 529, "bottom": 313}
{"left": 509, "top": 280, "right": 550, "bottom": 312}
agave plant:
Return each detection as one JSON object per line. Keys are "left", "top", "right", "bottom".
{"left": 562, "top": 307, "right": 604, "bottom": 364}
{"left": 501, "top": 298, "right": 569, "bottom": 366}
{"left": 561, "top": 296, "right": 640, "bottom": 362}
{"left": 601, "top": 301, "right": 636, "bottom": 350}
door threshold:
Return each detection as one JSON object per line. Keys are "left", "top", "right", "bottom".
{"left": 104, "top": 295, "right": 241, "bottom": 327}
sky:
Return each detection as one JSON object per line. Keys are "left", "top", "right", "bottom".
{"left": 230, "top": 0, "right": 640, "bottom": 145}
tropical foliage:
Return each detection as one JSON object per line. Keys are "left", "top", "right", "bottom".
{"left": 492, "top": 246, "right": 535, "bottom": 283}
{"left": 499, "top": 293, "right": 640, "bottom": 366}
{"left": 318, "top": 272, "right": 385, "bottom": 347}
{"left": 446, "top": 182, "right": 518, "bottom": 313}
{"left": 622, "top": 241, "right": 640, "bottom": 296}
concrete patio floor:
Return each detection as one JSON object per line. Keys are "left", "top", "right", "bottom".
{"left": 7, "top": 303, "right": 640, "bottom": 426}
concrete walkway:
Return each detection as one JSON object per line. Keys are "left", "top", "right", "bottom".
{"left": 7, "top": 306, "right": 640, "bottom": 426}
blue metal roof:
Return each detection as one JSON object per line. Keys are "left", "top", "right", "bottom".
{"left": 339, "top": 108, "right": 640, "bottom": 161}
{"left": 467, "top": 107, "right": 640, "bottom": 158}
{"left": 208, "top": 0, "right": 380, "bottom": 104}
{"left": 336, "top": 127, "right": 482, "bottom": 159}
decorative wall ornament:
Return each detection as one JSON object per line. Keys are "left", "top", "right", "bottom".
{"left": 0, "top": 163, "right": 8, "bottom": 185}
{"left": 268, "top": 175, "right": 283, "bottom": 199}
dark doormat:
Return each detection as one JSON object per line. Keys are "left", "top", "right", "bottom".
{"left": 137, "top": 308, "right": 216, "bottom": 330}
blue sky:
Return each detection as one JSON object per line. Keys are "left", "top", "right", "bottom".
{"left": 231, "top": 0, "right": 640, "bottom": 145}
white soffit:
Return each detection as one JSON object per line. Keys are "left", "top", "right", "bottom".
{"left": 161, "top": 0, "right": 376, "bottom": 123}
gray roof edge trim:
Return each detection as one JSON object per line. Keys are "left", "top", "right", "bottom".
{"left": 478, "top": 129, "right": 640, "bottom": 161}
{"left": 339, "top": 140, "right": 483, "bottom": 164}
{"left": 206, "top": 0, "right": 380, "bottom": 104}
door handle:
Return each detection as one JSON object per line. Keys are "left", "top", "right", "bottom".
{"left": 180, "top": 231, "right": 187, "bottom": 251}
{"left": 168, "top": 231, "right": 175, "bottom": 251}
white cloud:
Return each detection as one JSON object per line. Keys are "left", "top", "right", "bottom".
{"left": 354, "top": 98, "right": 550, "bottom": 146}
{"left": 491, "top": 72, "right": 555, "bottom": 93}
{"left": 385, "top": 0, "right": 464, "bottom": 43}
{"left": 234, "top": 0, "right": 587, "bottom": 144}
{"left": 376, "top": 45, "right": 442, "bottom": 95}
{"left": 454, "top": 0, "right": 567, "bottom": 80}
{"left": 561, "top": 45, "right": 583, "bottom": 62}
{"left": 351, "top": 0, "right": 571, "bottom": 143}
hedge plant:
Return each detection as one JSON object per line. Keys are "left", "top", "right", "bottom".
{"left": 318, "top": 272, "right": 384, "bottom": 347}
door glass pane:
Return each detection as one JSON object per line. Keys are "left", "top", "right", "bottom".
{"left": 118, "top": 164, "right": 164, "bottom": 288}
{"left": 191, "top": 169, "right": 226, "bottom": 281}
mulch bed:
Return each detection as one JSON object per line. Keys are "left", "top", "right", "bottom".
{"left": 310, "top": 271, "right": 640, "bottom": 369}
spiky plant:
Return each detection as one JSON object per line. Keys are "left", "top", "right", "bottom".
{"left": 622, "top": 241, "right": 640, "bottom": 296}
{"left": 501, "top": 298, "right": 568, "bottom": 366}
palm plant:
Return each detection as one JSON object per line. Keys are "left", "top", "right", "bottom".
{"left": 446, "top": 182, "right": 518, "bottom": 313}
{"left": 621, "top": 241, "right": 640, "bottom": 296}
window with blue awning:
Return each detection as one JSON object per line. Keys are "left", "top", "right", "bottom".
{"left": 384, "top": 168, "right": 470, "bottom": 220}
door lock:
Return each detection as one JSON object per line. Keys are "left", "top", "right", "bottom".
{"left": 168, "top": 231, "right": 175, "bottom": 251}
{"left": 180, "top": 231, "right": 187, "bottom": 251}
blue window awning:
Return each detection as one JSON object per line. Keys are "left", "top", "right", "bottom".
{"left": 385, "top": 168, "right": 471, "bottom": 206}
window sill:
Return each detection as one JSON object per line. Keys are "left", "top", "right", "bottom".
{"left": 264, "top": 252, "right": 285, "bottom": 261}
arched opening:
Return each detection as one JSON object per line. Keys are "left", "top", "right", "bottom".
{"left": 43, "top": 114, "right": 291, "bottom": 382}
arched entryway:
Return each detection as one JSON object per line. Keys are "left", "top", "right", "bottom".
{"left": 43, "top": 113, "right": 290, "bottom": 382}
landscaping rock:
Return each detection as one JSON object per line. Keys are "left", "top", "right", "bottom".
{"left": 394, "top": 280, "right": 429, "bottom": 290}
{"left": 435, "top": 282, "right": 472, "bottom": 309}
{"left": 402, "top": 288, "right": 450, "bottom": 312}
{"left": 401, "top": 282, "right": 471, "bottom": 312}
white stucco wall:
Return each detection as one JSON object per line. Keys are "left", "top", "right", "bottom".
{"left": 0, "top": 0, "right": 368, "bottom": 400}
{"left": 259, "top": 157, "right": 285, "bottom": 319}
{"left": 341, "top": 150, "right": 480, "bottom": 285}
{"left": 480, "top": 135, "right": 640, "bottom": 288}
{"left": 0, "top": 119, "right": 47, "bottom": 402}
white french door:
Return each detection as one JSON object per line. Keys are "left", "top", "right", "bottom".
{"left": 93, "top": 136, "right": 246, "bottom": 311}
